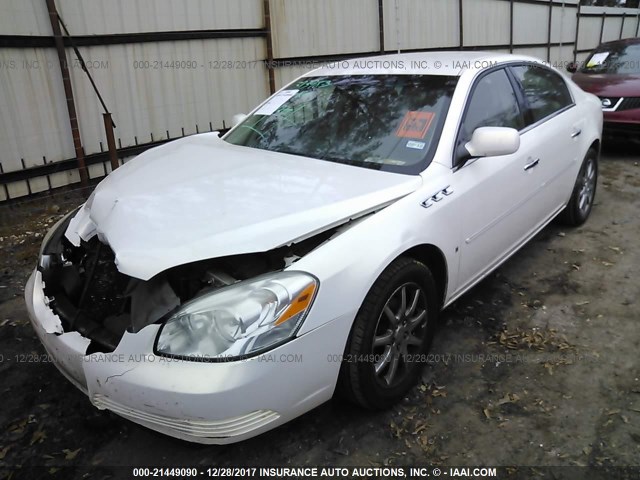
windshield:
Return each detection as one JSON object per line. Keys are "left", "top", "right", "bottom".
{"left": 224, "top": 75, "right": 458, "bottom": 174}
{"left": 580, "top": 43, "right": 640, "bottom": 74}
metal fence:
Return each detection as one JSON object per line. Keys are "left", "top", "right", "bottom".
{"left": 1, "top": 0, "right": 638, "bottom": 202}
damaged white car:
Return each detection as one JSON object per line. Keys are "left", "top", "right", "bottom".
{"left": 26, "top": 52, "right": 602, "bottom": 444}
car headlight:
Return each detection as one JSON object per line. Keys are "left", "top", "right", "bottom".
{"left": 155, "top": 271, "right": 318, "bottom": 361}
{"left": 38, "top": 206, "right": 81, "bottom": 269}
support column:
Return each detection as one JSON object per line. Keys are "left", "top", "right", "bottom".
{"left": 45, "top": 0, "right": 88, "bottom": 188}
{"left": 263, "top": 0, "right": 276, "bottom": 95}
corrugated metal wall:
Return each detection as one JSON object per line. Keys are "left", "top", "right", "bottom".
{"left": 55, "top": 0, "right": 264, "bottom": 34}
{"left": 270, "top": 0, "right": 379, "bottom": 58}
{"left": 383, "top": 0, "right": 460, "bottom": 51}
{"left": 68, "top": 38, "right": 267, "bottom": 155}
{"left": 1, "top": 0, "right": 639, "bottom": 201}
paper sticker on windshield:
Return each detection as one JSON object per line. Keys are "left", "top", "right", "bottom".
{"left": 406, "top": 140, "right": 426, "bottom": 150}
{"left": 396, "top": 111, "right": 435, "bottom": 139}
{"left": 587, "top": 52, "right": 610, "bottom": 68}
{"left": 255, "top": 90, "right": 299, "bottom": 116}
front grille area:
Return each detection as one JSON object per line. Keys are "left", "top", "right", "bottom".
{"left": 79, "top": 243, "right": 130, "bottom": 324}
{"left": 43, "top": 237, "right": 132, "bottom": 352}
{"left": 92, "top": 394, "right": 280, "bottom": 438}
{"left": 599, "top": 96, "right": 620, "bottom": 109}
{"left": 618, "top": 97, "right": 640, "bottom": 111}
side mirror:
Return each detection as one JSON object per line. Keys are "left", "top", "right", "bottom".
{"left": 566, "top": 62, "right": 578, "bottom": 74}
{"left": 465, "top": 127, "right": 520, "bottom": 158}
{"left": 231, "top": 113, "right": 248, "bottom": 127}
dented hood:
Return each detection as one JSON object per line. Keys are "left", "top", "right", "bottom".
{"left": 65, "top": 133, "right": 422, "bottom": 280}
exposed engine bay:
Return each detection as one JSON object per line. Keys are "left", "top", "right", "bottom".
{"left": 39, "top": 212, "right": 344, "bottom": 354}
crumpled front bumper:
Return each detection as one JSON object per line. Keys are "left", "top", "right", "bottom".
{"left": 25, "top": 269, "right": 351, "bottom": 444}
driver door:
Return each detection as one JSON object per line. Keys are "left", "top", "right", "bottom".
{"left": 452, "top": 68, "right": 542, "bottom": 295}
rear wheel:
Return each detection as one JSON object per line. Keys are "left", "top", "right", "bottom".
{"left": 338, "top": 257, "right": 438, "bottom": 410}
{"left": 559, "top": 148, "right": 598, "bottom": 226}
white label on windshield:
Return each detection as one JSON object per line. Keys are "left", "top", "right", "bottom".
{"left": 254, "top": 90, "right": 299, "bottom": 115}
{"left": 587, "top": 52, "right": 610, "bottom": 67}
{"left": 406, "top": 140, "right": 426, "bottom": 150}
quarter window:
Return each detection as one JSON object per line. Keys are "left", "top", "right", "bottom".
{"left": 510, "top": 65, "right": 573, "bottom": 125}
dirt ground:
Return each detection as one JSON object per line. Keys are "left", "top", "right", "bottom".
{"left": 0, "top": 144, "right": 639, "bottom": 479}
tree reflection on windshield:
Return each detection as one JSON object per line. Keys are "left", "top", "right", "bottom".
{"left": 225, "top": 75, "right": 458, "bottom": 174}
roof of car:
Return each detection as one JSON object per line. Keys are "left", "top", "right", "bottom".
{"left": 595, "top": 37, "right": 640, "bottom": 49}
{"left": 307, "top": 51, "right": 545, "bottom": 77}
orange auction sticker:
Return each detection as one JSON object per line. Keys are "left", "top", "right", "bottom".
{"left": 396, "top": 111, "right": 435, "bottom": 139}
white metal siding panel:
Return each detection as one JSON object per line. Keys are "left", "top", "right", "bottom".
{"left": 513, "top": 3, "right": 549, "bottom": 45}
{"left": 7, "top": 181, "right": 29, "bottom": 199}
{"left": 50, "top": 170, "right": 80, "bottom": 189}
{"left": 274, "top": 65, "right": 315, "bottom": 91}
{"left": 55, "top": 0, "right": 263, "bottom": 35}
{"left": 0, "top": 0, "right": 52, "bottom": 36}
{"left": 549, "top": 46, "right": 570, "bottom": 69}
{"left": 622, "top": 16, "right": 639, "bottom": 39}
{"left": 577, "top": 17, "right": 603, "bottom": 51}
{"left": 551, "top": 5, "right": 577, "bottom": 44}
{"left": 462, "top": 0, "right": 510, "bottom": 46}
{"left": 29, "top": 177, "right": 50, "bottom": 195}
{"left": 68, "top": 38, "right": 268, "bottom": 155}
{"left": 602, "top": 17, "right": 623, "bottom": 43}
{"left": 513, "top": 47, "right": 548, "bottom": 63}
{"left": 0, "top": 48, "right": 75, "bottom": 173}
{"left": 576, "top": 51, "right": 591, "bottom": 64}
{"left": 270, "top": 0, "right": 379, "bottom": 58}
{"left": 383, "top": 0, "right": 459, "bottom": 51}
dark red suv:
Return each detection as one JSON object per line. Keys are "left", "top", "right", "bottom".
{"left": 569, "top": 38, "right": 640, "bottom": 141}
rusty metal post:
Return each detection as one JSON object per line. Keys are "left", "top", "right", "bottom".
{"left": 103, "top": 113, "right": 119, "bottom": 172}
{"left": 263, "top": 0, "right": 276, "bottom": 95}
{"left": 45, "top": 0, "right": 88, "bottom": 188}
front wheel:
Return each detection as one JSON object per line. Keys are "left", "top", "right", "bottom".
{"left": 337, "top": 257, "right": 438, "bottom": 410}
{"left": 559, "top": 148, "right": 598, "bottom": 226}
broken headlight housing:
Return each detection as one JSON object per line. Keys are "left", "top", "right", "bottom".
{"left": 155, "top": 271, "right": 317, "bottom": 361}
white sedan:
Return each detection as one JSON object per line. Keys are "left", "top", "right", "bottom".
{"left": 26, "top": 52, "right": 602, "bottom": 444}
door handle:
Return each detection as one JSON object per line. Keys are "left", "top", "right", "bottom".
{"left": 524, "top": 158, "right": 540, "bottom": 171}
{"left": 571, "top": 129, "right": 582, "bottom": 138}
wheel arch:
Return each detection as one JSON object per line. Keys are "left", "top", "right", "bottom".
{"left": 398, "top": 244, "right": 448, "bottom": 310}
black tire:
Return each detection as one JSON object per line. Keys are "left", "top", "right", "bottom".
{"left": 337, "top": 257, "right": 438, "bottom": 410}
{"left": 559, "top": 148, "right": 598, "bottom": 227}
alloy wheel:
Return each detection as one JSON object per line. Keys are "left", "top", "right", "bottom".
{"left": 372, "top": 282, "right": 428, "bottom": 387}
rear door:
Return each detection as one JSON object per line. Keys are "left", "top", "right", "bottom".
{"left": 508, "top": 64, "right": 582, "bottom": 215}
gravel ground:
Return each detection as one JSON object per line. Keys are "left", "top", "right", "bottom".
{"left": 0, "top": 145, "right": 639, "bottom": 479}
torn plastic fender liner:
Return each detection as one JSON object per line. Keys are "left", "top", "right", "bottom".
{"left": 25, "top": 270, "right": 90, "bottom": 392}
